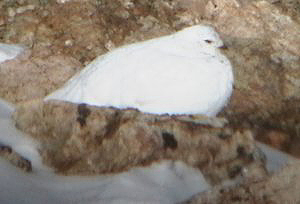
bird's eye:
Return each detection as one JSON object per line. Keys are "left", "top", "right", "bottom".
{"left": 204, "top": 40, "right": 213, "bottom": 44}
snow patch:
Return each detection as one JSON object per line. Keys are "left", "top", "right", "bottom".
{"left": 0, "top": 43, "right": 24, "bottom": 63}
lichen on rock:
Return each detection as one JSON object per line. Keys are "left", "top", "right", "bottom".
{"left": 13, "top": 100, "right": 267, "bottom": 185}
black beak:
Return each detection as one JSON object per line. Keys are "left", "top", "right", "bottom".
{"left": 218, "top": 44, "right": 228, "bottom": 50}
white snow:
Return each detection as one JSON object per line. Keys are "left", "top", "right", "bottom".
{"left": 46, "top": 25, "right": 234, "bottom": 116}
{"left": 256, "top": 142, "right": 295, "bottom": 172}
{"left": 0, "top": 43, "right": 24, "bottom": 63}
{"left": 0, "top": 158, "right": 210, "bottom": 204}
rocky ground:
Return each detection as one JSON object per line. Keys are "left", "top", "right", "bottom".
{"left": 13, "top": 100, "right": 267, "bottom": 185}
{"left": 0, "top": 0, "right": 299, "bottom": 157}
{"left": 0, "top": 0, "right": 300, "bottom": 203}
{"left": 0, "top": 143, "right": 32, "bottom": 172}
{"left": 183, "top": 161, "right": 300, "bottom": 204}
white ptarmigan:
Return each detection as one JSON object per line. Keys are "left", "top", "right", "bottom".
{"left": 46, "top": 25, "right": 233, "bottom": 116}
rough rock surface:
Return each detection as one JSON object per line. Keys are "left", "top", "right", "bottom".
{"left": 0, "top": 0, "right": 194, "bottom": 104}
{"left": 0, "top": 0, "right": 300, "bottom": 201}
{"left": 206, "top": 0, "right": 300, "bottom": 148}
{"left": 13, "top": 100, "right": 267, "bottom": 185}
{"left": 0, "top": 1, "right": 299, "bottom": 153}
{"left": 183, "top": 161, "right": 300, "bottom": 204}
{"left": 0, "top": 48, "right": 81, "bottom": 103}
{"left": 0, "top": 143, "right": 32, "bottom": 172}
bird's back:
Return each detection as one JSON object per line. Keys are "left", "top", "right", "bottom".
{"left": 46, "top": 25, "right": 233, "bottom": 116}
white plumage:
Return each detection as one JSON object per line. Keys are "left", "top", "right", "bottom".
{"left": 46, "top": 25, "right": 233, "bottom": 116}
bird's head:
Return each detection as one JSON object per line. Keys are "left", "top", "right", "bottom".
{"left": 177, "top": 25, "right": 226, "bottom": 49}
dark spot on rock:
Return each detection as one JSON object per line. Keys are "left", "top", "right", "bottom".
{"left": 205, "top": 39, "right": 213, "bottom": 43}
{"left": 77, "top": 117, "right": 87, "bottom": 127}
{"left": 55, "top": 158, "right": 81, "bottom": 173}
{"left": 78, "top": 103, "right": 91, "bottom": 118}
{"left": 0, "top": 144, "right": 12, "bottom": 153}
{"left": 162, "top": 132, "right": 178, "bottom": 150}
{"left": 231, "top": 195, "right": 242, "bottom": 202}
{"left": 228, "top": 165, "right": 242, "bottom": 178}
{"left": 77, "top": 103, "right": 91, "bottom": 127}
{"left": 103, "top": 111, "right": 122, "bottom": 139}
{"left": 218, "top": 132, "right": 231, "bottom": 140}
{"left": 237, "top": 145, "right": 247, "bottom": 157}
{"left": 18, "top": 157, "right": 32, "bottom": 172}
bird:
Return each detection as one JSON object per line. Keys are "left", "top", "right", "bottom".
{"left": 46, "top": 25, "right": 233, "bottom": 116}
{"left": 0, "top": 43, "right": 24, "bottom": 63}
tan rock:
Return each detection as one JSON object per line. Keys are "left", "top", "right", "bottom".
{"left": 183, "top": 161, "right": 300, "bottom": 204}
{"left": 0, "top": 144, "right": 32, "bottom": 172}
{"left": 13, "top": 100, "right": 267, "bottom": 184}
{"left": 0, "top": 48, "right": 81, "bottom": 104}
{"left": 263, "top": 130, "right": 290, "bottom": 150}
{"left": 207, "top": 0, "right": 300, "bottom": 102}
{"left": 0, "top": 0, "right": 299, "bottom": 201}
{"left": 200, "top": 0, "right": 300, "bottom": 147}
